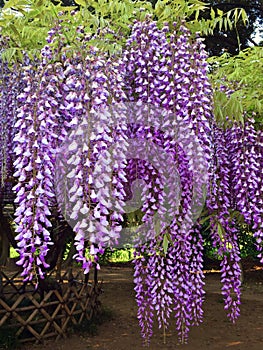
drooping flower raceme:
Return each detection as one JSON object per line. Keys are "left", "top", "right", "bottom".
{"left": 124, "top": 19, "right": 213, "bottom": 343}
{"left": 12, "top": 48, "right": 64, "bottom": 281}
{"left": 0, "top": 61, "right": 25, "bottom": 193}
{"left": 54, "top": 45, "right": 129, "bottom": 273}
{"left": 207, "top": 117, "right": 263, "bottom": 322}
{"left": 228, "top": 120, "right": 263, "bottom": 258}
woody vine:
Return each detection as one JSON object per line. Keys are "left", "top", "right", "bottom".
{"left": 0, "top": 9, "right": 262, "bottom": 347}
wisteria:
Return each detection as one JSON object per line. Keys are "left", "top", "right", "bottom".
{"left": 207, "top": 117, "right": 263, "bottom": 322}
{"left": 228, "top": 119, "right": 263, "bottom": 254}
{"left": 0, "top": 61, "right": 24, "bottom": 191}
{"left": 12, "top": 48, "right": 63, "bottom": 280}
{"left": 0, "top": 15, "right": 262, "bottom": 346}
{"left": 124, "top": 18, "right": 213, "bottom": 343}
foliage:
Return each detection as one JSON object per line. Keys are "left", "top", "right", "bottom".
{"left": 0, "top": 0, "right": 249, "bottom": 61}
{"left": 200, "top": 0, "right": 263, "bottom": 55}
{"left": 98, "top": 247, "right": 134, "bottom": 264}
{"left": 62, "top": 0, "right": 263, "bottom": 55}
{"left": 208, "top": 46, "right": 263, "bottom": 124}
{"left": 238, "top": 224, "right": 259, "bottom": 259}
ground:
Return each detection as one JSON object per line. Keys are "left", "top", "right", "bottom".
{"left": 23, "top": 261, "right": 263, "bottom": 350}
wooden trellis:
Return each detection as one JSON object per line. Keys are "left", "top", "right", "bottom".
{"left": 0, "top": 267, "right": 102, "bottom": 344}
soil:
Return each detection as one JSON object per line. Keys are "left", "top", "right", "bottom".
{"left": 23, "top": 260, "right": 263, "bottom": 350}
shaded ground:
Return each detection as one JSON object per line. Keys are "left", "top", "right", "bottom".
{"left": 23, "top": 261, "right": 263, "bottom": 350}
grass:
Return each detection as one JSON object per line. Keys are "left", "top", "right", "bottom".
{"left": 10, "top": 246, "right": 134, "bottom": 264}
{"left": 97, "top": 247, "right": 134, "bottom": 265}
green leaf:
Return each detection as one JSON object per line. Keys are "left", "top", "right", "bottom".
{"left": 199, "top": 214, "right": 213, "bottom": 225}
{"left": 2, "top": 0, "right": 20, "bottom": 9}
{"left": 233, "top": 8, "right": 238, "bottom": 24}
{"left": 1, "top": 47, "right": 17, "bottom": 62}
{"left": 35, "top": 0, "right": 44, "bottom": 6}
{"left": 210, "top": 8, "right": 215, "bottom": 20}
{"left": 75, "top": 0, "right": 87, "bottom": 7}
{"left": 163, "top": 234, "right": 169, "bottom": 254}
{"left": 218, "top": 17, "right": 223, "bottom": 31}
{"left": 154, "top": 219, "right": 161, "bottom": 236}
{"left": 227, "top": 17, "right": 232, "bottom": 30}
{"left": 9, "top": 24, "right": 22, "bottom": 40}
{"left": 241, "top": 9, "right": 249, "bottom": 26}
{"left": 217, "top": 8, "right": 223, "bottom": 17}
{"left": 217, "top": 223, "right": 224, "bottom": 242}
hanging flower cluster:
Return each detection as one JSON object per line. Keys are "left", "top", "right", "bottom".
{"left": 227, "top": 119, "right": 263, "bottom": 255}
{"left": 206, "top": 115, "right": 263, "bottom": 322}
{"left": 57, "top": 47, "right": 128, "bottom": 273}
{"left": 12, "top": 46, "right": 65, "bottom": 280}
{"left": 123, "top": 18, "right": 214, "bottom": 343}
{"left": 206, "top": 124, "right": 242, "bottom": 321}
{"left": 9, "top": 25, "right": 129, "bottom": 279}
{"left": 0, "top": 61, "right": 24, "bottom": 192}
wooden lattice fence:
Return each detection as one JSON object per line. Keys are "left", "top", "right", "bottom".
{"left": 0, "top": 267, "right": 102, "bottom": 344}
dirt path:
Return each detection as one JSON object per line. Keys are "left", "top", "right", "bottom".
{"left": 24, "top": 266, "right": 263, "bottom": 350}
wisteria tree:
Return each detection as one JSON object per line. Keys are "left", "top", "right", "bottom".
{"left": 0, "top": 0, "right": 262, "bottom": 346}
